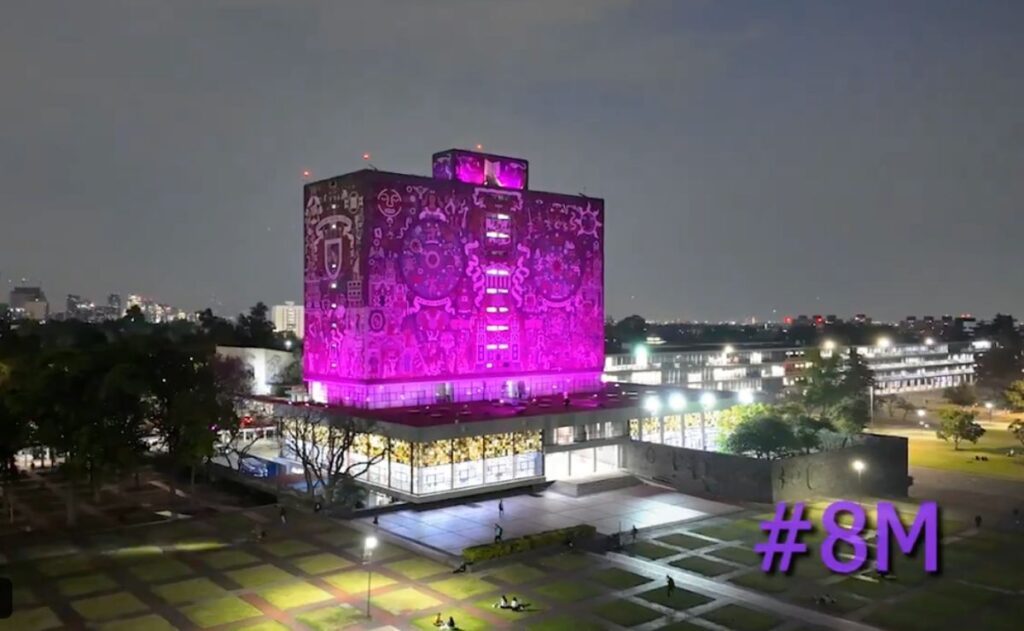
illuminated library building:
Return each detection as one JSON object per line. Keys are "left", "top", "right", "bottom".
{"left": 271, "top": 148, "right": 736, "bottom": 502}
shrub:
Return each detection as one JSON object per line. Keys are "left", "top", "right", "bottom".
{"left": 462, "top": 524, "right": 595, "bottom": 563}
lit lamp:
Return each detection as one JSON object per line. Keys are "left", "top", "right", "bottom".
{"left": 364, "top": 536, "right": 378, "bottom": 618}
{"left": 668, "top": 392, "right": 686, "bottom": 412}
{"left": 700, "top": 392, "right": 716, "bottom": 410}
{"left": 852, "top": 460, "right": 866, "bottom": 487}
{"left": 925, "top": 337, "right": 935, "bottom": 346}
{"left": 644, "top": 395, "right": 662, "bottom": 416}
{"left": 985, "top": 401, "right": 994, "bottom": 419}
{"left": 877, "top": 337, "right": 892, "bottom": 349}
{"left": 723, "top": 344, "right": 735, "bottom": 354}
{"left": 823, "top": 340, "right": 837, "bottom": 351}
{"left": 738, "top": 389, "right": 755, "bottom": 405}
{"left": 916, "top": 409, "right": 926, "bottom": 418}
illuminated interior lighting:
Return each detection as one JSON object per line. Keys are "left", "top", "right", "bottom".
{"left": 486, "top": 325, "right": 509, "bottom": 332}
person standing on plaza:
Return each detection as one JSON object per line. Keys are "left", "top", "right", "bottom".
{"left": 494, "top": 523, "right": 503, "bottom": 543}
{"left": 498, "top": 499, "right": 504, "bottom": 517}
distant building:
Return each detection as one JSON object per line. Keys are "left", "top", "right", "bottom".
{"left": 9, "top": 286, "right": 48, "bottom": 321}
{"left": 271, "top": 301, "right": 304, "bottom": 339}
{"left": 107, "top": 293, "right": 123, "bottom": 316}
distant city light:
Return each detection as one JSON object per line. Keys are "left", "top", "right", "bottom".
{"left": 823, "top": 340, "right": 836, "bottom": 351}
{"left": 668, "top": 392, "right": 686, "bottom": 411}
{"left": 700, "top": 392, "right": 716, "bottom": 409}
{"left": 877, "top": 337, "right": 892, "bottom": 348}
{"left": 644, "top": 395, "right": 661, "bottom": 415}
{"left": 738, "top": 389, "right": 755, "bottom": 405}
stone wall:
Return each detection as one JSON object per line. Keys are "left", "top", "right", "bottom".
{"left": 621, "top": 433, "right": 909, "bottom": 503}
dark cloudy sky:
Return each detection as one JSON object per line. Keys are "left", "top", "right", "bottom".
{"left": 2, "top": 1, "right": 1022, "bottom": 322}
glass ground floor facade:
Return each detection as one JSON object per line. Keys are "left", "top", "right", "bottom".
{"left": 628, "top": 411, "right": 725, "bottom": 452}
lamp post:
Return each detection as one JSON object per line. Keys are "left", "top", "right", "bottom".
{"left": 364, "top": 535, "right": 378, "bottom": 618}
{"left": 852, "top": 460, "right": 866, "bottom": 492}
{"left": 985, "top": 402, "right": 994, "bottom": 420}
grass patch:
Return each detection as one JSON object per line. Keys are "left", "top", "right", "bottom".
{"left": 71, "top": 592, "right": 148, "bottom": 622}
{"left": 835, "top": 576, "right": 906, "bottom": 600}
{"left": 235, "top": 622, "right": 293, "bottom": 631}
{"left": 701, "top": 604, "right": 781, "bottom": 631}
{"left": 964, "top": 562, "right": 1024, "bottom": 591}
{"left": 534, "top": 579, "right": 604, "bottom": 602}
{"left": 385, "top": 556, "right": 450, "bottom": 580}
{"left": 426, "top": 576, "right": 498, "bottom": 600}
{"left": 670, "top": 555, "right": 735, "bottom": 577}
{"left": 527, "top": 615, "right": 606, "bottom": 631}
{"left": 708, "top": 545, "right": 761, "bottom": 566}
{"left": 295, "top": 604, "right": 363, "bottom": 630}
{"left": 638, "top": 586, "right": 712, "bottom": 611}
{"left": 293, "top": 552, "right": 353, "bottom": 575}
{"left": 372, "top": 587, "right": 442, "bottom": 615}
{"left": 200, "top": 549, "right": 260, "bottom": 570}
{"left": 227, "top": 564, "right": 295, "bottom": 588}
{"left": 322, "top": 569, "right": 396, "bottom": 594}
{"left": 129, "top": 559, "right": 194, "bottom": 583}
{"left": 180, "top": 596, "right": 263, "bottom": 628}
{"left": 313, "top": 528, "right": 363, "bottom": 548}
{"left": 257, "top": 581, "right": 334, "bottom": 610}
{"left": 591, "top": 567, "right": 652, "bottom": 589}
{"left": 153, "top": 577, "right": 228, "bottom": 605}
{"left": 656, "top": 622, "right": 713, "bottom": 631}
{"left": 0, "top": 606, "right": 62, "bottom": 631}
{"left": 106, "top": 545, "right": 163, "bottom": 561}
{"left": 472, "top": 595, "right": 546, "bottom": 620}
{"left": 99, "top": 614, "right": 177, "bottom": 631}
{"left": 486, "top": 562, "right": 546, "bottom": 584}
{"left": 260, "top": 539, "right": 318, "bottom": 557}
{"left": 593, "top": 598, "right": 662, "bottom": 627}
{"left": 728, "top": 570, "right": 795, "bottom": 594}
{"left": 656, "top": 533, "right": 714, "bottom": 550}
{"left": 536, "top": 552, "right": 594, "bottom": 571}
{"left": 625, "top": 541, "right": 676, "bottom": 560}
{"left": 35, "top": 554, "right": 95, "bottom": 577}
{"left": 412, "top": 609, "right": 490, "bottom": 631}
{"left": 56, "top": 573, "right": 118, "bottom": 597}
{"left": 691, "top": 520, "right": 763, "bottom": 542}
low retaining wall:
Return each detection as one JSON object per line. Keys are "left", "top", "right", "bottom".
{"left": 621, "top": 433, "right": 909, "bottom": 503}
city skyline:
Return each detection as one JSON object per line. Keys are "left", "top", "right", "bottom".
{"left": 2, "top": 1, "right": 1023, "bottom": 321}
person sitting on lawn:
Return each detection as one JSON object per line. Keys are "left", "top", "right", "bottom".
{"left": 433, "top": 613, "right": 444, "bottom": 627}
{"left": 510, "top": 596, "right": 523, "bottom": 611}
{"left": 494, "top": 594, "right": 510, "bottom": 609}
{"left": 447, "top": 615, "right": 457, "bottom": 629}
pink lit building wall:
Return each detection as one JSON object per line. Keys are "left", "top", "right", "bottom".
{"left": 303, "top": 149, "right": 604, "bottom": 408}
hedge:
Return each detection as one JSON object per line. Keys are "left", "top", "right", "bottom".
{"left": 462, "top": 524, "right": 596, "bottom": 563}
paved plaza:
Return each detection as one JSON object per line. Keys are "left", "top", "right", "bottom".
{"left": 356, "top": 485, "right": 741, "bottom": 556}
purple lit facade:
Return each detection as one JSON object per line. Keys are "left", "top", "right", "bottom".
{"left": 304, "top": 149, "right": 604, "bottom": 408}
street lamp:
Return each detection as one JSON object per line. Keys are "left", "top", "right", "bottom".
{"left": 823, "top": 340, "right": 837, "bottom": 351}
{"left": 925, "top": 337, "right": 935, "bottom": 346}
{"left": 723, "top": 345, "right": 735, "bottom": 355}
{"left": 916, "top": 409, "right": 926, "bottom": 418}
{"left": 668, "top": 392, "right": 686, "bottom": 412}
{"left": 700, "top": 392, "right": 716, "bottom": 409}
{"left": 738, "top": 389, "right": 755, "bottom": 405}
{"left": 644, "top": 395, "right": 661, "bottom": 416}
{"left": 284, "top": 339, "right": 293, "bottom": 350}
{"left": 985, "top": 401, "right": 994, "bottom": 419}
{"left": 877, "top": 337, "right": 892, "bottom": 349}
{"left": 852, "top": 460, "right": 866, "bottom": 488}
{"left": 364, "top": 536, "right": 378, "bottom": 618}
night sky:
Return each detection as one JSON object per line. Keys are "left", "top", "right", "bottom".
{"left": 2, "top": 1, "right": 1022, "bottom": 322}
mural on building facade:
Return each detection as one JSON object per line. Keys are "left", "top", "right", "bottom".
{"left": 303, "top": 153, "right": 604, "bottom": 393}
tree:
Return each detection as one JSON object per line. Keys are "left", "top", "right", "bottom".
{"left": 789, "top": 414, "right": 834, "bottom": 454}
{"left": 723, "top": 414, "right": 797, "bottom": 459}
{"left": 1009, "top": 419, "right": 1024, "bottom": 449}
{"left": 613, "top": 315, "right": 648, "bottom": 348}
{"left": 1003, "top": 380, "right": 1024, "bottom": 413}
{"left": 716, "top": 403, "right": 775, "bottom": 439}
{"left": 281, "top": 409, "right": 387, "bottom": 505}
{"left": 942, "top": 384, "right": 978, "bottom": 407}
{"left": 0, "top": 371, "right": 27, "bottom": 523}
{"left": 936, "top": 408, "right": 985, "bottom": 450}
{"left": 895, "top": 397, "right": 917, "bottom": 421}
{"left": 236, "top": 302, "right": 278, "bottom": 348}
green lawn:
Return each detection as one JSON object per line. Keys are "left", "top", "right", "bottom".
{"left": 296, "top": 604, "right": 364, "bottom": 630}
{"left": 412, "top": 609, "right": 490, "bottom": 631}
{"left": 625, "top": 541, "right": 677, "bottom": 560}
{"left": 129, "top": 559, "right": 194, "bottom": 583}
{"left": 708, "top": 545, "right": 761, "bottom": 566}
{"left": 35, "top": 554, "right": 96, "bottom": 577}
{"left": 670, "top": 555, "right": 735, "bottom": 577}
{"left": 590, "top": 567, "right": 653, "bottom": 589}
{"left": 313, "top": 528, "right": 363, "bottom": 548}
{"left": 99, "top": 614, "right": 178, "bottom": 631}
{"left": 426, "top": 575, "right": 498, "bottom": 599}
{"left": 233, "top": 622, "right": 293, "bottom": 631}
{"left": 385, "top": 556, "right": 450, "bottom": 580}
{"left": 371, "top": 587, "right": 442, "bottom": 615}
{"left": 485, "top": 562, "right": 546, "bottom": 584}
{"left": 533, "top": 579, "right": 604, "bottom": 603}
{"left": 472, "top": 596, "right": 547, "bottom": 620}
{"left": 700, "top": 604, "right": 781, "bottom": 631}
{"left": 654, "top": 622, "right": 708, "bottom": 631}
{"left": 656, "top": 533, "right": 715, "bottom": 550}
{"left": 527, "top": 615, "right": 606, "bottom": 631}
{"left": 56, "top": 572, "right": 118, "bottom": 597}
{"left": 593, "top": 598, "right": 663, "bottom": 627}
{"left": 876, "top": 422, "right": 1024, "bottom": 480}
{"left": 180, "top": 595, "right": 263, "bottom": 628}
{"left": 257, "top": 581, "right": 334, "bottom": 610}
{"left": 260, "top": 538, "right": 318, "bottom": 557}
{"left": 322, "top": 569, "right": 396, "bottom": 594}
{"left": 536, "top": 552, "right": 594, "bottom": 571}
{"left": 728, "top": 569, "right": 795, "bottom": 594}
{"left": 834, "top": 576, "right": 906, "bottom": 600}
{"left": 0, "top": 606, "right": 62, "bottom": 631}
{"left": 153, "top": 577, "right": 228, "bottom": 604}
{"left": 200, "top": 549, "right": 260, "bottom": 569}
{"left": 292, "top": 552, "right": 353, "bottom": 575}
{"left": 227, "top": 564, "right": 295, "bottom": 588}
{"left": 690, "top": 519, "right": 763, "bottom": 543}
{"left": 71, "top": 592, "right": 148, "bottom": 621}
{"left": 638, "top": 586, "right": 712, "bottom": 611}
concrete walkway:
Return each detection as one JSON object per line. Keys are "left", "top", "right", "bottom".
{"left": 357, "top": 485, "right": 741, "bottom": 556}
